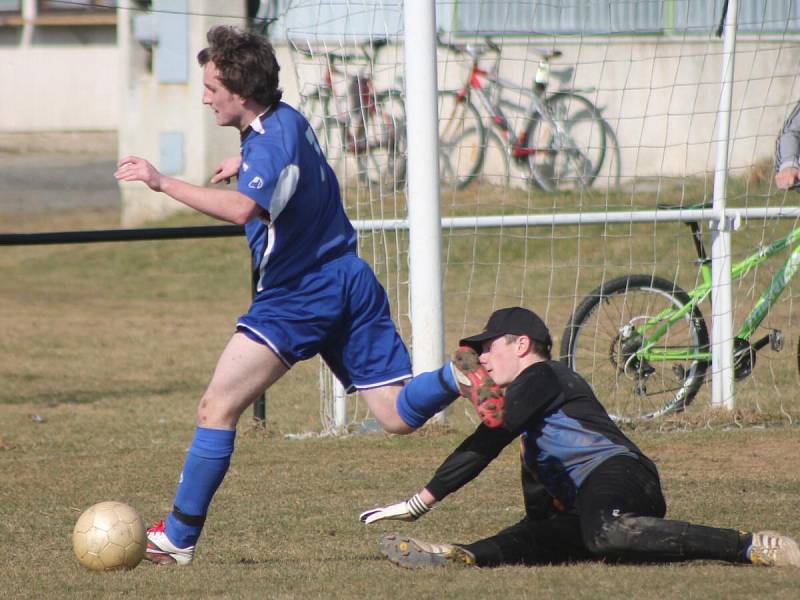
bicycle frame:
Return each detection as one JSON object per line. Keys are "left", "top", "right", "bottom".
{"left": 447, "top": 48, "right": 558, "bottom": 162}
{"left": 324, "top": 66, "right": 381, "bottom": 153}
{"left": 299, "top": 45, "right": 388, "bottom": 154}
{"left": 633, "top": 225, "right": 800, "bottom": 364}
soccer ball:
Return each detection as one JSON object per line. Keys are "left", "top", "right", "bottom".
{"left": 72, "top": 501, "right": 147, "bottom": 571}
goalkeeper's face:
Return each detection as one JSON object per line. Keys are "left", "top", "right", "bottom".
{"left": 479, "top": 335, "right": 523, "bottom": 387}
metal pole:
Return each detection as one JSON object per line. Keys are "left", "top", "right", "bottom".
{"left": 403, "top": 3, "right": 445, "bottom": 389}
{"left": 711, "top": 0, "right": 738, "bottom": 410}
{"left": 333, "top": 379, "right": 347, "bottom": 433}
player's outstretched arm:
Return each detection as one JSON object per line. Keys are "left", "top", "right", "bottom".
{"left": 115, "top": 155, "right": 262, "bottom": 225}
{"left": 360, "top": 490, "right": 437, "bottom": 524}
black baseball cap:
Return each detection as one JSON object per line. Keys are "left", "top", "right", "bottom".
{"left": 459, "top": 307, "right": 551, "bottom": 351}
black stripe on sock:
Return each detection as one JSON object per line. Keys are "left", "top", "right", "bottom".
{"left": 172, "top": 506, "right": 206, "bottom": 527}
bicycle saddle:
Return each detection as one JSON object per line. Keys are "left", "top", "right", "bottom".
{"left": 530, "top": 48, "right": 563, "bottom": 60}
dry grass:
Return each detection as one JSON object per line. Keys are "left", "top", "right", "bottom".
{"left": 1, "top": 188, "right": 799, "bottom": 598}
{"left": 2, "top": 394, "right": 800, "bottom": 599}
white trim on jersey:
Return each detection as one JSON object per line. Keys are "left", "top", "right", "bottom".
{"left": 255, "top": 164, "right": 300, "bottom": 292}
{"left": 268, "top": 164, "right": 299, "bottom": 221}
{"left": 249, "top": 110, "right": 270, "bottom": 134}
{"left": 353, "top": 373, "right": 413, "bottom": 390}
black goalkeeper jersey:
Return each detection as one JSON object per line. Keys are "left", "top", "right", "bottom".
{"left": 425, "top": 360, "right": 658, "bottom": 514}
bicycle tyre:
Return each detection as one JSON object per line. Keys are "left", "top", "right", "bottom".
{"left": 560, "top": 274, "right": 710, "bottom": 422}
{"left": 437, "top": 90, "right": 486, "bottom": 190}
{"left": 528, "top": 92, "right": 607, "bottom": 192}
{"left": 355, "top": 88, "right": 406, "bottom": 190}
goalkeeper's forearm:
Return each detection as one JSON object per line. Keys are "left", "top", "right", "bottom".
{"left": 418, "top": 488, "right": 437, "bottom": 508}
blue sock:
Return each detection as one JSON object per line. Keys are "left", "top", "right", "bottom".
{"left": 396, "top": 362, "right": 459, "bottom": 428}
{"left": 165, "top": 427, "right": 236, "bottom": 548}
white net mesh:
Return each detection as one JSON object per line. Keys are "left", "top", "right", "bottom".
{"left": 270, "top": 0, "right": 800, "bottom": 432}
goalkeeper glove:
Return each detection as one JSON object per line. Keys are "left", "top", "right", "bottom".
{"left": 359, "top": 494, "right": 431, "bottom": 524}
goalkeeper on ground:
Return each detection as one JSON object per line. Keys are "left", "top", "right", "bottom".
{"left": 361, "top": 307, "right": 800, "bottom": 569}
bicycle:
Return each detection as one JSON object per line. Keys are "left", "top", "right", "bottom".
{"left": 293, "top": 39, "right": 406, "bottom": 189}
{"left": 436, "top": 35, "right": 613, "bottom": 192}
{"left": 560, "top": 203, "right": 800, "bottom": 422}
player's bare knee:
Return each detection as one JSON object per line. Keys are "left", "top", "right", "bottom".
{"left": 380, "top": 419, "right": 416, "bottom": 435}
{"left": 195, "top": 391, "right": 240, "bottom": 428}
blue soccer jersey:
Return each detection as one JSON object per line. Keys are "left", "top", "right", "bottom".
{"left": 237, "top": 102, "right": 357, "bottom": 291}
{"left": 234, "top": 103, "right": 412, "bottom": 388}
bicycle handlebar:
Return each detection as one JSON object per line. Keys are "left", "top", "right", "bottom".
{"left": 436, "top": 32, "right": 562, "bottom": 63}
{"left": 436, "top": 31, "right": 501, "bottom": 61}
{"left": 292, "top": 37, "right": 389, "bottom": 67}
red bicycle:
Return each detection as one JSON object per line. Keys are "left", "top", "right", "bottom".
{"left": 293, "top": 39, "right": 406, "bottom": 189}
{"left": 437, "top": 35, "right": 611, "bottom": 191}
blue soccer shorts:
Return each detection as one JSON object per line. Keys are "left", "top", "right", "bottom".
{"left": 236, "top": 253, "right": 412, "bottom": 391}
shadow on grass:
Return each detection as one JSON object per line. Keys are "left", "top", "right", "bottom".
{"left": 0, "top": 381, "right": 198, "bottom": 406}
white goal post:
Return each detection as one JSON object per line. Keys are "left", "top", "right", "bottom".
{"left": 271, "top": 0, "right": 800, "bottom": 432}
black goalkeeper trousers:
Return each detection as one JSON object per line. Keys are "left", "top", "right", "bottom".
{"left": 461, "top": 455, "right": 747, "bottom": 567}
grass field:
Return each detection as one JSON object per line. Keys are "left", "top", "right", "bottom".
{"left": 1, "top": 193, "right": 799, "bottom": 598}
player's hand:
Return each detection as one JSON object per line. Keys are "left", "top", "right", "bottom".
{"left": 211, "top": 155, "right": 242, "bottom": 184}
{"left": 115, "top": 156, "right": 163, "bottom": 192}
{"left": 359, "top": 494, "right": 430, "bottom": 524}
{"left": 775, "top": 167, "right": 800, "bottom": 190}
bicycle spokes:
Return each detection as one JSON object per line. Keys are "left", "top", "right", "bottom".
{"left": 561, "top": 275, "right": 710, "bottom": 421}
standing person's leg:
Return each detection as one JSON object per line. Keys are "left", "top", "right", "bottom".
{"left": 359, "top": 368, "right": 461, "bottom": 434}
{"left": 327, "top": 255, "right": 463, "bottom": 433}
{"left": 325, "top": 255, "right": 506, "bottom": 433}
{"left": 360, "top": 347, "right": 505, "bottom": 432}
{"left": 576, "top": 455, "right": 752, "bottom": 564}
{"left": 147, "top": 332, "right": 288, "bottom": 564}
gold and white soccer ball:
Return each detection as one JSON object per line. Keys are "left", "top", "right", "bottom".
{"left": 72, "top": 501, "right": 147, "bottom": 571}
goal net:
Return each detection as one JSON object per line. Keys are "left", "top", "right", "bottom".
{"left": 269, "top": 0, "right": 800, "bottom": 432}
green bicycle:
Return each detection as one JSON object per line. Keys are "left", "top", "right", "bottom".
{"left": 560, "top": 204, "right": 800, "bottom": 422}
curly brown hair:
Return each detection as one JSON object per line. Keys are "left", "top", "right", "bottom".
{"left": 197, "top": 25, "right": 282, "bottom": 108}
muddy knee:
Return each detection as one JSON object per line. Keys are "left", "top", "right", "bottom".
{"left": 585, "top": 513, "right": 653, "bottom": 557}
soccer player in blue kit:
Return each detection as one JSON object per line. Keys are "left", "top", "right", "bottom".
{"left": 115, "top": 25, "right": 500, "bottom": 565}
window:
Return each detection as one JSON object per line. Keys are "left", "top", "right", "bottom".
{"left": 37, "top": 0, "right": 115, "bottom": 11}
{"left": 0, "top": 0, "right": 21, "bottom": 14}
{"left": 34, "top": 0, "right": 116, "bottom": 25}
{"left": 444, "top": 0, "right": 800, "bottom": 36}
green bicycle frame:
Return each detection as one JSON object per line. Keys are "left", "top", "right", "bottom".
{"left": 634, "top": 225, "right": 800, "bottom": 364}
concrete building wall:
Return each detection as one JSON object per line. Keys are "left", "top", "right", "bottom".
{"left": 6, "top": 1, "right": 797, "bottom": 224}
{"left": 117, "top": 0, "right": 303, "bottom": 226}
{"left": 0, "top": 0, "right": 118, "bottom": 137}
{"left": 289, "top": 36, "right": 800, "bottom": 188}
{"left": 0, "top": 45, "right": 119, "bottom": 133}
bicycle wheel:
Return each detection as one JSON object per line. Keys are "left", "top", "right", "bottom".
{"left": 355, "top": 88, "right": 406, "bottom": 190}
{"left": 437, "top": 91, "right": 486, "bottom": 190}
{"left": 560, "top": 274, "right": 710, "bottom": 422}
{"left": 528, "top": 92, "right": 607, "bottom": 192}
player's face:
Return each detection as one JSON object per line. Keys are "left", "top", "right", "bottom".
{"left": 479, "top": 335, "right": 523, "bottom": 387}
{"left": 203, "top": 61, "right": 246, "bottom": 130}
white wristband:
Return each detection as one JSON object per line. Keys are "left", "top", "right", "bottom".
{"left": 407, "top": 493, "right": 430, "bottom": 519}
